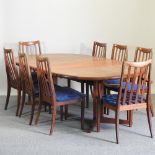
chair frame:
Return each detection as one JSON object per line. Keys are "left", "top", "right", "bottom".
{"left": 100, "top": 59, "right": 153, "bottom": 144}
{"left": 18, "top": 53, "right": 38, "bottom": 125}
{"left": 19, "top": 40, "right": 41, "bottom": 55}
{"left": 4, "top": 48, "right": 21, "bottom": 116}
{"left": 134, "top": 47, "right": 154, "bottom": 116}
{"left": 35, "top": 56, "right": 85, "bottom": 135}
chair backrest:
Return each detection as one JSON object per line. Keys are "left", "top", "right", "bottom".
{"left": 36, "top": 56, "right": 56, "bottom": 105}
{"left": 111, "top": 44, "right": 128, "bottom": 62}
{"left": 4, "top": 48, "right": 19, "bottom": 88}
{"left": 134, "top": 47, "right": 152, "bottom": 62}
{"left": 19, "top": 40, "right": 41, "bottom": 55}
{"left": 92, "top": 41, "right": 107, "bottom": 58}
{"left": 117, "top": 59, "right": 152, "bottom": 107}
{"left": 19, "top": 53, "right": 33, "bottom": 94}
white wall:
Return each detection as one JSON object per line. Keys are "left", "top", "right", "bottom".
{"left": 0, "top": 0, "right": 155, "bottom": 94}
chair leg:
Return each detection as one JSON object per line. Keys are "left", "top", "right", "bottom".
{"left": 150, "top": 96, "right": 154, "bottom": 117}
{"left": 60, "top": 106, "right": 63, "bottom": 121}
{"left": 86, "top": 83, "right": 89, "bottom": 108}
{"left": 50, "top": 107, "right": 56, "bottom": 135}
{"left": 19, "top": 91, "right": 26, "bottom": 117}
{"left": 35, "top": 101, "right": 43, "bottom": 125}
{"left": 68, "top": 79, "right": 71, "bottom": 87}
{"left": 81, "top": 99, "right": 85, "bottom": 130}
{"left": 115, "top": 110, "right": 119, "bottom": 144}
{"left": 81, "top": 82, "right": 84, "bottom": 93}
{"left": 65, "top": 105, "right": 68, "bottom": 120}
{"left": 49, "top": 105, "right": 51, "bottom": 114}
{"left": 29, "top": 96, "right": 36, "bottom": 125}
{"left": 129, "top": 110, "right": 133, "bottom": 127}
{"left": 16, "top": 89, "right": 21, "bottom": 116}
{"left": 4, "top": 84, "right": 11, "bottom": 110}
{"left": 146, "top": 106, "right": 153, "bottom": 138}
{"left": 96, "top": 98, "right": 101, "bottom": 132}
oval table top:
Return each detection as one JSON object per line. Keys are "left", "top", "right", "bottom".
{"left": 16, "top": 53, "right": 123, "bottom": 81}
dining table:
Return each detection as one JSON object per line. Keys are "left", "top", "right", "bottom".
{"left": 16, "top": 53, "right": 130, "bottom": 132}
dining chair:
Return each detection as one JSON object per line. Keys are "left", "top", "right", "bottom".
{"left": 103, "top": 44, "right": 128, "bottom": 90}
{"left": 103, "top": 44, "right": 128, "bottom": 114}
{"left": 18, "top": 40, "right": 41, "bottom": 55}
{"left": 99, "top": 59, "right": 153, "bottom": 144}
{"left": 68, "top": 41, "right": 107, "bottom": 108}
{"left": 85, "top": 41, "right": 107, "bottom": 108}
{"left": 134, "top": 47, "right": 154, "bottom": 117}
{"left": 35, "top": 56, "right": 85, "bottom": 135}
{"left": 18, "top": 40, "right": 41, "bottom": 108}
{"left": 18, "top": 53, "right": 39, "bottom": 125}
{"left": 4, "top": 48, "right": 21, "bottom": 116}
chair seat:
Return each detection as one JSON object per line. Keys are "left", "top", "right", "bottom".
{"left": 103, "top": 79, "right": 120, "bottom": 85}
{"left": 34, "top": 84, "right": 85, "bottom": 102}
{"left": 55, "top": 86, "right": 85, "bottom": 102}
{"left": 102, "top": 93, "right": 146, "bottom": 106}
{"left": 104, "top": 80, "right": 147, "bottom": 92}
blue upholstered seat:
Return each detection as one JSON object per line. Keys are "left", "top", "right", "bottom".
{"left": 55, "top": 86, "right": 85, "bottom": 102}
{"left": 102, "top": 93, "right": 146, "bottom": 106}
{"left": 104, "top": 80, "right": 147, "bottom": 92}
{"left": 103, "top": 79, "right": 120, "bottom": 85}
{"left": 34, "top": 84, "right": 85, "bottom": 102}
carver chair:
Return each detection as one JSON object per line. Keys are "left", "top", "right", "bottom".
{"left": 35, "top": 56, "right": 85, "bottom": 135}
{"left": 4, "top": 48, "right": 21, "bottom": 116}
{"left": 99, "top": 59, "right": 153, "bottom": 144}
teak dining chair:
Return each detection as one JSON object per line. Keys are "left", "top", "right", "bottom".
{"left": 100, "top": 59, "right": 153, "bottom": 144}
{"left": 4, "top": 48, "right": 21, "bottom": 116}
{"left": 134, "top": 47, "right": 154, "bottom": 116}
{"left": 103, "top": 44, "right": 128, "bottom": 89}
{"left": 68, "top": 41, "right": 107, "bottom": 108}
{"left": 18, "top": 53, "right": 39, "bottom": 125}
{"left": 85, "top": 41, "right": 107, "bottom": 108}
{"left": 103, "top": 44, "right": 128, "bottom": 114}
{"left": 35, "top": 56, "right": 85, "bottom": 135}
{"left": 18, "top": 40, "right": 41, "bottom": 107}
{"left": 18, "top": 40, "right": 41, "bottom": 55}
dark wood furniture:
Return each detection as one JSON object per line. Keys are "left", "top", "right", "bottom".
{"left": 19, "top": 40, "right": 41, "bottom": 55}
{"left": 103, "top": 44, "right": 128, "bottom": 114}
{"left": 18, "top": 53, "right": 39, "bottom": 125}
{"left": 134, "top": 47, "right": 154, "bottom": 116}
{"left": 99, "top": 59, "right": 153, "bottom": 144}
{"left": 35, "top": 56, "right": 85, "bottom": 135}
{"left": 4, "top": 48, "right": 21, "bottom": 116}
{"left": 15, "top": 53, "right": 128, "bottom": 132}
{"left": 68, "top": 41, "right": 107, "bottom": 108}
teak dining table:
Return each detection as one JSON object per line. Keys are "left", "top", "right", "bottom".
{"left": 16, "top": 53, "right": 128, "bottom": 132}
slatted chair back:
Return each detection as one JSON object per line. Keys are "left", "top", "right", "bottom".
{"left": 4, "top": 48, "right": 19, "bottom": 88}
{"left": 111, "top": 44, "right": 128, "bottom": 62}
{"left": 134, "top": 47, "right": 152, "bottom": 62}
{"left": 36, "top": 56, "right": 56, "bottom": 106}
{"left": 92, "top": 41, "right": 107, "bottom": 58}
{"left": 117, "top": 59, "right": 152, "bottom": 109}
{"left": 19, "top": 53, "right": 34, "bottom": 95}
{"left": 19, "top": 40, "right": 41, "bottom": 55}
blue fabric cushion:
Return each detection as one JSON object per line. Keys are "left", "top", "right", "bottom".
{"left": 33, "top": 84, "right": 85, "bottom": 102}
{"left": 103, "top": 79, "right": 120, "bottom": 85}
{"left": 102, "top": 93, "right": 146, "bottom": 106}
{"left": 104, "top": 80, "right": 147, "bottom": 92}
{"left": 55, "top": 85, "right": 85, "bottom": 102}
